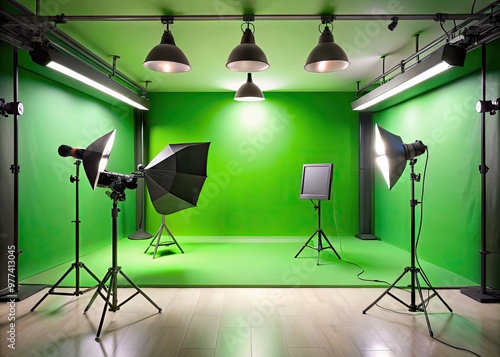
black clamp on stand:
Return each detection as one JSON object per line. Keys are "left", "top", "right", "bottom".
{"left": 294, "top": 200, "right": 341, "bottom": 265}
{"left": 363, "top": 159, "right": 452, "bottom": 337}
{"left": 145, "top": 215, "right": 184, "bottom": 259}
{"left": 84, "top": 188, "right": 162, "bottom": 340}
{"left": 31, "top": 160, "right": 101, "bottom": 311}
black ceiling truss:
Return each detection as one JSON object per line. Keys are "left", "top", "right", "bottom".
{"left": 0, "top": 0, "right": 148, "bottom": 96}
{"left": 356, "top": 1, "right": 500, "bottom": 96}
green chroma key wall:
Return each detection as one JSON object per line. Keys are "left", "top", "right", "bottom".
{"left": 4, "top": 38, "right": 498, "bottom": 287}
{"left": 145, "top": 92, "right": 359, "bottom": 238}
{"left": 1, "top": 46, "right": 137, "bottom": 280}
{"left": 373, "top": 40, "right": 500, "bottom": 287}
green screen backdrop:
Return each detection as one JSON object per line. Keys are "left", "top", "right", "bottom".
{"left": 145, "top": 92, "right": 359, "bottom": 239}
{"left": 11, "top": 50, "right": 137, "bottom": 280}
{"left": 373, "top": 41, "right": 500, "bottom": 286}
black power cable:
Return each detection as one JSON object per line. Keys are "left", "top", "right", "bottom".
{"left": 414, "top": 148, "right": 482, "bottom": 357}
{"left": 329, "top": 147, "right": 484, "bottom": 356}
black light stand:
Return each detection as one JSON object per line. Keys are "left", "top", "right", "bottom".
{"left": 145, "top": 215, "right": 184, "bottom": 259}
{"left": 31, "top": 160, "right": 101, "bottom": 311}
{"left": 294, "top": 200, "right": 341, "bottom": 265}
{"left": 363, "top": 159, "right": 452, "bottom": 337}
{"left": 460, "top": 44, "right": 500, "bottom": 303}
{"left": 84, "top": 188, "right": 162, "bottom": 340}
{"left": 0, "top": 46, "right": 44, "bottom": 302}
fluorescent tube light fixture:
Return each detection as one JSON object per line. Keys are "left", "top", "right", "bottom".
{"left": 30, "top": 46, "right": 150, "bottom": 111}
{"left": 352, "top": 44, "right": 466, "bottom": 111}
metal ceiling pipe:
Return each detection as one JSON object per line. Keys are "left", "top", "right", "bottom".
{"left": 52, "top": 14, "right": 488, "bottom": 22}
{"left": 2, "top": 0, "right": 147, "bottom": 96}
{"left": 356, "top": 1, "right": 500, "bottom": 96}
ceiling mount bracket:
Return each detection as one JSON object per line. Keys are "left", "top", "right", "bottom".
{"left": 53, "top": 13, "right": 66, "bottom": 25}
{"left": 161, "top": 16, "right": 174, "bottom": 26}
{"left": 243, "top": 14, "right": 255, "bottom": 23}
{"left": 321, "top": 15, "right": 334, "bottom": 24}
{"left": 434, "top": 13, "right": 450, "bottom": 22}
{"left": 355, "top": 81, "right": 362, "bottom": 98}
{"left": 381, "top": 55, "right": 387, "bottom": 84}
{"left": 110, "top": 55, "right": 120, "bottom": 78}
{"left": 415, "top": 33, "right": 421, "bottom": 62}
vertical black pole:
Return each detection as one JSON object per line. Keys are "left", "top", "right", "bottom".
{"left": 479, "top": 44, "right": 487, "bottom": 294}
{"left": 112, "top": 199, "right": 119, "bottom": 308}
{"left": 460, "top": 43, "right": 500, "bottom": 302}
{"left": 1, "top": 45, "right": 47, "bottom": 302}
{"left": 74, "top": 161, "right": 81, "bottom": 292}
{"left": 128, "top": 110, "right": 152, "bottom": 239}
{"left": 317, "top": 200, "right": 321, "bottom": 230}
{"left": 13, "top": 47, "right": 19, "bottom": 292}
{"left": 356, "top": 112, "right": 378, "bottom": 239}
{"left": 409, "top": 160, "right": 417, "bottom": 310}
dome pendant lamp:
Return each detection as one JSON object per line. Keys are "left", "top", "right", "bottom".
{"left": 144, "top": 19, "right": 191, "bottom": 73}
{"left": 234, "top": 73, "right": 265, "bottom": 101}
{"left": 226, "top": 18, "right": 269, "bottom": 72}
{"left": 305, "top": 18, "right": 350, "bottom": 73}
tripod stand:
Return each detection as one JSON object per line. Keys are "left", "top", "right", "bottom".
{"left": 31, "top": 160, "right": 101, "bottom": 311}
{"left": 294, "top": 200, "right": 341, "bottom": 265}
{"left": 363, "top": 159, "right": 452, "bottom": 337}
{"left": 84, "top": 189, "right": 162, "bottom": 340}
{"left": 145, "top": 215, "right": 184, "bottom": 259}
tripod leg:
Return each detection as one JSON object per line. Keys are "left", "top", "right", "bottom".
{"left": 294, "top": 230, "right": 318, "bottom": 258}
{"left": 316, "top": 235, "right": 321, "bottom": 265}
{"left": 84, "top": 269, "right": 112, "bottom": 313}
{"left": 430, "top": 289, "right": 453, "bottom": 313}
{"left": 152, "top": 232, "right": 162, "bottom": 259}
{"left": 320, "top": 231, "right": 341, "bottom": 260}
{"left": 118, "top": 270, "right": 162, "bottom": 312}
{"left": 146, "top": 222, "right": 165, "bottom": 257}
{"left": 31, "top": 263, "right": 77, "bottom": 311}
{"left": 414, "top": 273, "right": 434, "bottom": 337}
{"left": 81, "top": 263, "right": 102, "bottom": 285}
{"left": 144, "top": 231, "right": 159, "bottom": 254}
{"left": 95, "top": 270, "right": 116, "bottom": 340}
{"left": 164, "top": 224, "right": 184, "bottom": 254}
{"left": 30, "top": 292, "right": 50, "bottom": 312}
{"left": 363, "top": 267, "right": 410, "bottom": 314}
{"left": 416, "top": 270, "right": 453, "bottom": 313}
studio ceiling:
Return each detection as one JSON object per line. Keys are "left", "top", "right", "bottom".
{"left": 12, "top": 0, "right": 495, "bottom": 93}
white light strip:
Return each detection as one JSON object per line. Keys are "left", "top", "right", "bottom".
{"left": 353, "top": 62, "right": 451, "bottom": 111}
{"left": 98, "top": 130, "right": 116, "bottom": 174}
{"left": 47, "top": 62, "right": 149, "bottom": 111}
{"left": 374, "top": 124, "right": 390, "bottom": 188}
{"left": 234, "top": 96, "right": 265, "bottom": 102}
{"left": 375, "top": 156, "right": 391, "bottom": 189}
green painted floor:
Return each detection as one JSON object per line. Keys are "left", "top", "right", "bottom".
{"left": 21, "top": 235, "right": 476, "bottom": 288}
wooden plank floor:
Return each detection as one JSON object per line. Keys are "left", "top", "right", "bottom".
{"left": 1, "top": 287, "right": 499, "bottom": 356}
